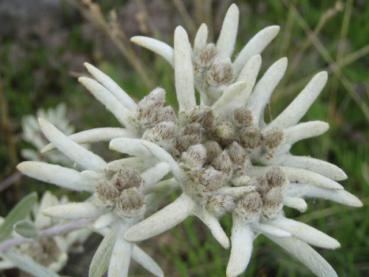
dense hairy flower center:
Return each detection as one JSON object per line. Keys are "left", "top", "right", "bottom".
{"left": 135, "top": 88, "right": 286, "bottom": 221}
{"left": 96, "top": 167, "right": 145, "bottom": 218}
{"left": 20, "top": 237, "right": 62, "bottom": 267}
{"left": 193, "top": 43, "right": 234, "bottom": 95}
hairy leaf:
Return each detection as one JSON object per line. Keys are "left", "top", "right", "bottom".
{"left": 89, "top": 228, "right": 117, "bottom": 277}
{"left": 0, "top": 192, "right": 37, "bottom": 242}
{"left": 13, "top": 220, "right": 39, "bottom": 239}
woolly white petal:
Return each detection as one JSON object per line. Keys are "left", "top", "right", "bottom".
{"left": 270, "top": 217, "right": 340, "bottom": 249}
{"left": 84, "top": 63, "right": 137, "bottom": 110}
{"left": 282, "top": 166, "right": 343, "bottom": 190}
{"left": 283, "top": 196, "right": 308, "bottom": 212}
{"left": 174, "top": 26, "right": 196, "bottom": 112}
{"left": 35, "top": 191, "right": 59, "bottom": 228}
{"left": 80, "top": 170, "right": 103, "bottom": 181}
{"left": 248, "top": 57, "right": 288, "bottom": 124}
{"left": 93, "top": 213, "right": 115, "bottom": 229}
{"left": 194, "top": 209, "right": 230, "bottom": 249}
{"left": 212, "top": 81, "right": 247, "bottom": 116}
{"left": 38, "top": 118, "right": 106, "bottom": 171}
{"left": 145, "top": 177, "right": 179, "bottom": 194}
{"left": 78, "top": 77, "right": 137, "bottom": 131}
{"left": 124, "top": 194, "right": 194, "bottom": 242}
{"left": 43, "top": 202, "right": 102, "bottom": 219}
{"left": 141, "top": 162, "right": 170, "bottom": 190}
{"left": 216, "top": 4, "right": 239, "bottom": 58}
{"left": 108, "top": 236, "right": 132, "bottom": 277}
{"left": 130, "top": 37, "right": 173, "bottom": 66}
{"left": 283, "top": 121, "right": 329, "bottom": 145}
{"left": 236, "top": 54, "right": 262, "bottom": 82}
{"left": 213, "top": 55, "right": 261, "bottom": 116}
{"left": 279, "top": 155, "right": 347, "bottom": 181}
{"left": 0, "top": 260, "right": 14, "bottom": 270}
{"left": 141, "top": 140, "right": 185, "bottom": 181}
{"left": 233, "top": 25, "right": 280, "bottom": 74}
{"left": 266, "top": 236, "right": 338, "bottom": 277}
{"left": 132, "top": 246, "right": 164, "bottom": 277}
{"left": 286, "top": 183, "right": 363, "bottom": 207}
{"left": 267, "top": 71, "right": 328, "bottom": 130}
{"left": 217, "top": 185, "right": 256, "bottom": 197}
{"left": 109, "top": 138, "right": 152, "bottom": 157}
{"left": 193, "top": 23, "right": 208, "bottom": 51}
{"left": 17, "top": 161, "right": 96, "bottom": 191}
{"left": 226, "top": 217, "right": 254, "bottom": 277}
{"left": 107, "top": 157, "right": 155, "bottom": 172}
{"left": 42, "top": 127, "right": 135, "bottom": 153}
{"left": 254, "top": 223, "right": 291, "bottom": 238}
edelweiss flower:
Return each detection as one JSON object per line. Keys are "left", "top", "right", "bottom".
{"left": 22, "top": 103, "right": 75, "bottom": 164}
{"left": 17, "top": 118, "right": 167, "bottom": 277}
{"left": 15, "top": 3, "right": 362, "bottom": 277}
{"left": 118, "top": 3, "right": 361, "bottom": 277}
{"left": 0, "top": 192, "right": 89, "bottom": 273}
{"left": 131, "top": 4, "right": 279, "bottom": 105}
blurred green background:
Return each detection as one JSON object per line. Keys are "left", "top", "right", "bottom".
{"left": 0, "top": 0, "right": 368, "bottom": 276}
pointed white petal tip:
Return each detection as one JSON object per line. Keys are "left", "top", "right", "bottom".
{"left": 174, "top": 25, "right": 188, "bottom": 37}
{"left": 336, "top": 168, "right": 348, "bottom": 181}
{"left": 272, "top": 218, "right": 341, "bottom": 249}
{"left": 40, "top": 145, "right": 50, "bottom": 154}
{"left": 322, "top": 121, "right": 330, "bottom": 130}
{"left": 229, "top": 3, "right": 239, "bottom": 10}
{"left": 269, "top": 25, "right": 281, "bottom": 34}
{"left": 130, "top": 36, "right": 174, "bottom": 66}
{"left": 16, "top": 161, "right": 32, "bottom": 174}
{"left": 195, "top": 210, "right": 230, "bottom": 249}
{"left": 37, "top": 117, "right": 48, "bottom": 130}
{"left": 78, "top": 76, "right": 88, "bottom": 85}
{"left": 279, "top": 57, "right": 288, "bottom": 68}
{"left": 130, "top": 36, "right": 141, "bottom": 43}
{"left": 317, "top": 70, "right": 328, "bottom": 81}
{"left": 283, "top": 197, "right": 308, "bottom": 213}
{"left": 345, "top": 193, "right": 363, "bottom": 208}
{"left": 198, "top": 23, "right": 207, "bottom": 30}
{"left": 130, "top": 36, "right": 156, "bottom": 45}
{"left": 83, "top": 62, "right": 94, "bottom": 71}
{"left": 227, "top": 222, "right": 254, "bottom": 277}
{"left": 253, "top": 54, "right": 262, "bottom": 63}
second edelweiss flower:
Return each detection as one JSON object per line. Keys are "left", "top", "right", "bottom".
{"left": 17, "top": 118, "right": 167, "bottom": 277}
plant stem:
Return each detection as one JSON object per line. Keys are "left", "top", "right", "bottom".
{"left": 0, "top": 218, "right": 94, "bottom": 253}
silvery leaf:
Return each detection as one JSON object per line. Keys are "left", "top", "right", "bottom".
{"left": 89, "top": 227, "right": 117, "bottom": 277}
{"left": 0, "top": 192, "right": 37, "bottom": 242}
{"left": 13, "top": 220, "right": 39, "bottom": 239}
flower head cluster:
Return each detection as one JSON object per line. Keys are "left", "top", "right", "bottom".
{"left": 0, "top": 192, "right": 89, "bottom": 273}
{"left": 16, "top": 3, "right": 362, "bottom": 277}
{"left": 21, "top": 103, "right": 75, "bottom": 164}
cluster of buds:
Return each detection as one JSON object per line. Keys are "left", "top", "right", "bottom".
{"left": 95, "top": 168, "right": 145, "bottom": 218}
